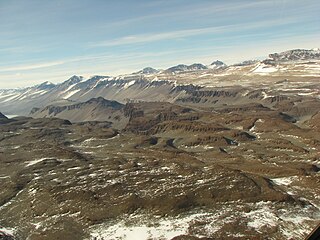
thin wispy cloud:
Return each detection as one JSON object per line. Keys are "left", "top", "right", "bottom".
{"left": 91, "top": 17, "right": 301, "bottom": 47}
{"left": 98, "top": 1, "right": 271, "bottom": 29}
{"left": 0, "top": 61, "right": 66, "bottom": 72}
{"left": 0, "top": 0, "right": 319, "bottom": 88}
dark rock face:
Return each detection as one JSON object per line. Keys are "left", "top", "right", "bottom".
{"left": 210, "top": 60, "right": 225, "bottom": 66}
{"left": 135, "top": 67, "right": 159, "bottom": 74}
{"left": 0, "top": 112, "right": 12, "bottom": 124}
{"left": 210, "top": 60, "right": 227, "bottom": 69}
{"left": 0, "top": 112, "right": 8, "bottom": 119}
{"left": 85, "top": 97, "right": 124, "bottom": 109}
{"left": 166, "top": 63, "right": 208, "bottom": 73}
{"left": 166, "top": 64, "right": 189, "bottom": 73}
{"left": 188, "top": 63, "right": 208, "bottom": 70}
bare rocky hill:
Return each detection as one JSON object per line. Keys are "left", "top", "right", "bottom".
{"left": 30, "top": 97, "right": 129, "bottom": 130}
{"left": 0, "top": 93, "right": 319, "bottom": 239}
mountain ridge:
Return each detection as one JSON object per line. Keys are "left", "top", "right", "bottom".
{"left": 0, "top": 48, "right": 319, "bottom": 116}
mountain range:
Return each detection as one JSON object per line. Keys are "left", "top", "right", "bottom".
{"left": 0, "top": 48, "right": 319, "bottom": 117}
{"left": 0, "top": 48, "right": 320, "bottom": 240}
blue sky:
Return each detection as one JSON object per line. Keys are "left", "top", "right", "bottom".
{"left": 0, "top": 0, "right": 319, "bottom": 88}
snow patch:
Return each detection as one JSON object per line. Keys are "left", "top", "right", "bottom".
{"left": 87, "top": 212, "right": 212, "bottom": 240}
{"left": 271, "top": 176, "right": 297, "bottom": 186}
{"left": 26, "top": 158, "right": 49, "bottom": 166}
{"left": 252, "top": 64, "right": 278, "bottom": 74}
{"left": 0, "top": 226, "right": 15, "bottom": 237}
{"left": 123, "top": 80, "right": 136, "bottom": 89}
{"left": 62, "top": 89, "right": 81, "bottom": 99}
{"left": 244, "top": 202, "right": 277, "bottom": 231}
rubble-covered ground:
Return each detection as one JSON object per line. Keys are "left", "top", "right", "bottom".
{"left": 1, "top": 84, "right": 320, "bottom": 239}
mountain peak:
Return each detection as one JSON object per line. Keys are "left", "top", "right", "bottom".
{"left": 166, "top": 63, "right": 207, "bottom": 73}
{"left": 210, "top": 60, "right": 225, "bottom": 66}
{"left": 188, "top": 63, "right": 208, "bottom": 70}
{"left": 208, "top": 60, "right": 227, "bottom": 69}
{"left": 36, "top": 81, "right": 55, "bottom": 90}
{"left": 135, "top": 67, "right": 159, "bottom": 75}
{"left": 64, "top": 75, "right": 83, "bottom": 85}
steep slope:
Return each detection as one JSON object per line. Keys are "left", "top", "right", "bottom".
{"left": 0, "top": 112, "right": 11, "bottom": 124}
{"left": 0, "top": 112, "right": 8, "bottom": 119}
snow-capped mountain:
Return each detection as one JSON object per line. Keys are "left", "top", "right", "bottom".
{"left": 0, "top": 76, "right": 188, "bottom": 115}
{"left": 0, "top": 48, "right": 319, "bottom": 116}
{"left": 208, "top": 60, "right": 227, "bottom": 69}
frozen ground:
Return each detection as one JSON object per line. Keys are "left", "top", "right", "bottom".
{"left": 88, "top": 201, "right": 320, "bottom": 240}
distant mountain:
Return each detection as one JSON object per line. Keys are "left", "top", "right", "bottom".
{"left": 208, "top": 60, "right": 227, "bottom": 69}
{"left": 233, "top": 60, "right": 259, "bottom": 67}
{"left": 166, "top": 64, "right": 188, "bottom": 73}
{"left": 30, "top": 97, "right": 128, "bottom": 129}
{"left": 0, "top": 74, "right": 188, "bottom": 116}
{"left": 135, "top": 67, "right": 159, "bottom": 75}
{"left": 36, "top": 81, "right": 56, "bottom": 90}
{"left": 188, "top": 63, "right": 208, "bottom": 71}
{"left": 166, "top": 63, "right": 207, "bottom": 73}
{"left": 264, "top": 48, "right": 320, "bottom": 64}
{"left": 62, "top": 75, "right": 84, "bottom": 86}
{"left": 0, "top": 48, "right": 319, "bottom": 116}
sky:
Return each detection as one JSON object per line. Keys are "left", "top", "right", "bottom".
{"left": 0, "top": 0, "right": 319, "bottom": 88}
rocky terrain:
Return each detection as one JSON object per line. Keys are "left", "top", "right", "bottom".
{"left": 0, "top": 48, "right": 320, "bottom": 239}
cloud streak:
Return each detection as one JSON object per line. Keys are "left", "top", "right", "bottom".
{"left": 91, "top": 17, "right": 301, "bottom": 47}
{"left": 0, "top": 0, "right": 319, "bottom": 88}
{"left": 98, "top": 1, "right": 271, "bottom": 29}
{"left": 0, "top": 61, "right": 67, "bottom": 72}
